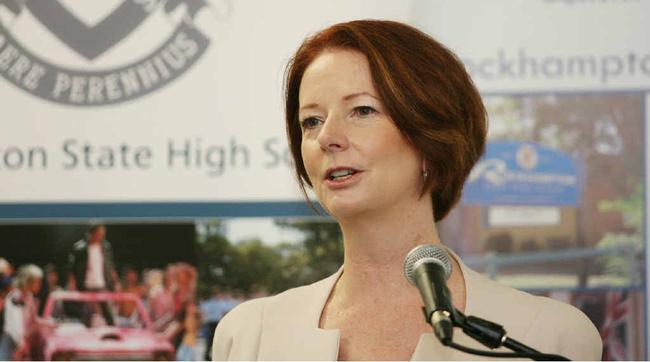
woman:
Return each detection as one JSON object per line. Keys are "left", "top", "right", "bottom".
{"left": 0, "top": 264, "right": 42, "bottom": 360}
{"left": 212, "top": 20, "right": 602, "bottom": 360}
{"left": 143, "top": 269, "right": 175, "bottom": 330}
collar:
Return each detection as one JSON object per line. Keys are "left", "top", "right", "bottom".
{"left": 258, "top": 268, "right": 342, "bottom": 360}
{"left": 257, "top": 244, "right": 480, "bottom": 360}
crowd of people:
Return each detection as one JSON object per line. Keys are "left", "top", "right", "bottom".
{"left": 0, "top": 225, "right": 243, "bottom": 360}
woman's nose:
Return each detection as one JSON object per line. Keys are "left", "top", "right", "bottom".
{"left": 317, "top": 116, "right": 349, "bottom": 152}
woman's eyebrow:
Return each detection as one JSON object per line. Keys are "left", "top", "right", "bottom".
{"left": 299, "top": 92, "right": 380, "bottom": 112}
{"left": 299, "top": 103, "right": 319, "bottom": 112}
{"left": 342, "top": 92, "right": 380, "bottom": 101}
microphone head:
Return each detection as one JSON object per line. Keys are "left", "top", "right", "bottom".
{"left": 404, "top": 244, "right": 452, "bottom": 286}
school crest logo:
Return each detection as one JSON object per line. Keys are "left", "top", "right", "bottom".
{"left": 0, "top": 0, "right": 221, "bottom": 106}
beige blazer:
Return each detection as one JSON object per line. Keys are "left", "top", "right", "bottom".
{"left": 212, "top": 254, "right": 602, "bottom": 361}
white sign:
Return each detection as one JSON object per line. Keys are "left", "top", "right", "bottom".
{"left": 0, "top": 0, "right": 411, "bottom": 206}
{"left": 488, "top": 206, "right": 561, "bottom": 228}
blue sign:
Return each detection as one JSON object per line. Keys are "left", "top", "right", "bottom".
{"left": 462, "top": 141, "right": 581, "bottom": 206}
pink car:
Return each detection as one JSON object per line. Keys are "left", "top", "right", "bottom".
{"left": 38, "top": 291, "right": 175, "bottom": 360}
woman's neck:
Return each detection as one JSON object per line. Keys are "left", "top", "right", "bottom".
{"left": 336, "top": 197, "right": 439, "bottom": 298}
{"left": 331, "top": 197, "right": 466, "bottom": 312}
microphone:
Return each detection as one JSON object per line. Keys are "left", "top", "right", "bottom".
{"left": 403, "top": 244, "right": 456, "bottom": 345}
{"left": 404, "top": 245, "right": 571, "bottom": 361}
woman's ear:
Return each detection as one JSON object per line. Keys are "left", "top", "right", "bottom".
{"left": 421, "top": 159, "right": 428, "bottom": 178}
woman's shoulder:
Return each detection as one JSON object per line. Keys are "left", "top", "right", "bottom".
{"left": 212, "top": 271, "right": 341, "bottom": 360}
{"left": 465, "top": 268, "right": 602, "bottom": 360}
{"left": 525, "top": 292, "right": 602, "bottom": 360}
{"left": 211, "top": 296, "right": 264, "bottom": 361}
{"left": 219, "top": 271, "right": 338, "bottom": 324}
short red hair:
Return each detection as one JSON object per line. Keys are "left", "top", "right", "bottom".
{"left": 285, "top": 20, "right": 487, "bottom": 221}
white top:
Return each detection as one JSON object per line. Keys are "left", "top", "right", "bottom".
{"left": 85, "top": 242, "right": 105, "bottom": 290}
{"left": 212, "top": 250, "right": 603, "bottom": 361}
{"left": 3, "top": 289, "right": 25, "bottom": 345}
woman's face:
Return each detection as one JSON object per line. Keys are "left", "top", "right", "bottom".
{"left": 299, "top": 49, "right": 422, "bottom": 218}
{"left": 28, "top": 277, "right": 42, "bottom": 294}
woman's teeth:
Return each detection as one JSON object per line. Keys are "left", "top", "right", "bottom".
{"left": 329, "top": 169, "right": 355, "bottom": 180}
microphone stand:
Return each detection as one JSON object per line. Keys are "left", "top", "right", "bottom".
{"left": 425, "top": 307, "right": 571, "bottom": 361}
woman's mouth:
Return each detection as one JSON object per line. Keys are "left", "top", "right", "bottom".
{"left": 328, "top": 168, "right": 356, "bottom": 180}
{"left": 324, "top": 167, "right": 362, "bottom": 188}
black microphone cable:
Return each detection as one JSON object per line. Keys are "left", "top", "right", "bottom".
{"left": 445, "top": 340, "right": 570, "bottom": 361}
{"left": 445, "top": 311, "right": 570, "bottom": 361}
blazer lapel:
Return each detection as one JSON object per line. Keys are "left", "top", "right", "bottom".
{"left": 258, "top": 269, "right": 343, "bottom": 360}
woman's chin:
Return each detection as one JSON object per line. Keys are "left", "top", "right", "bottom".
{"left": 323, "top": 197, "right": 372, "bottom": 220}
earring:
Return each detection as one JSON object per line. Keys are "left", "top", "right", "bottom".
{"left": 422, "top": 169, "right": 428, "bottom": 178}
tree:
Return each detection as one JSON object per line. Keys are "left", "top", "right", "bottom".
{"left": 196, "top": 230, "right": 237, "bottom": 297}
{"left": 275, "top": 219, "right": 344, "bottom": 282}
{"left": 597, "top": 182, "right": 644, "bottom": 283}
{"left": 233, "top": 239, "right": 284, "bottom": 294}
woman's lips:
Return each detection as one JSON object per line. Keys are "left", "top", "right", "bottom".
{"left": 323, "top": 170, "right": 363, "bottom": 189}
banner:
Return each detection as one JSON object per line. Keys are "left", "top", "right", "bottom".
{"left": 0, "top": 0, "right": 411, "bottom": 217}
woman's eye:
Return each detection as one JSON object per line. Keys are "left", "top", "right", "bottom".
{"left": 300, "top": 117, "right": 321, "bottom": 130}
{"left": 354, "top": 106, "right": 377, "bottom": 117}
